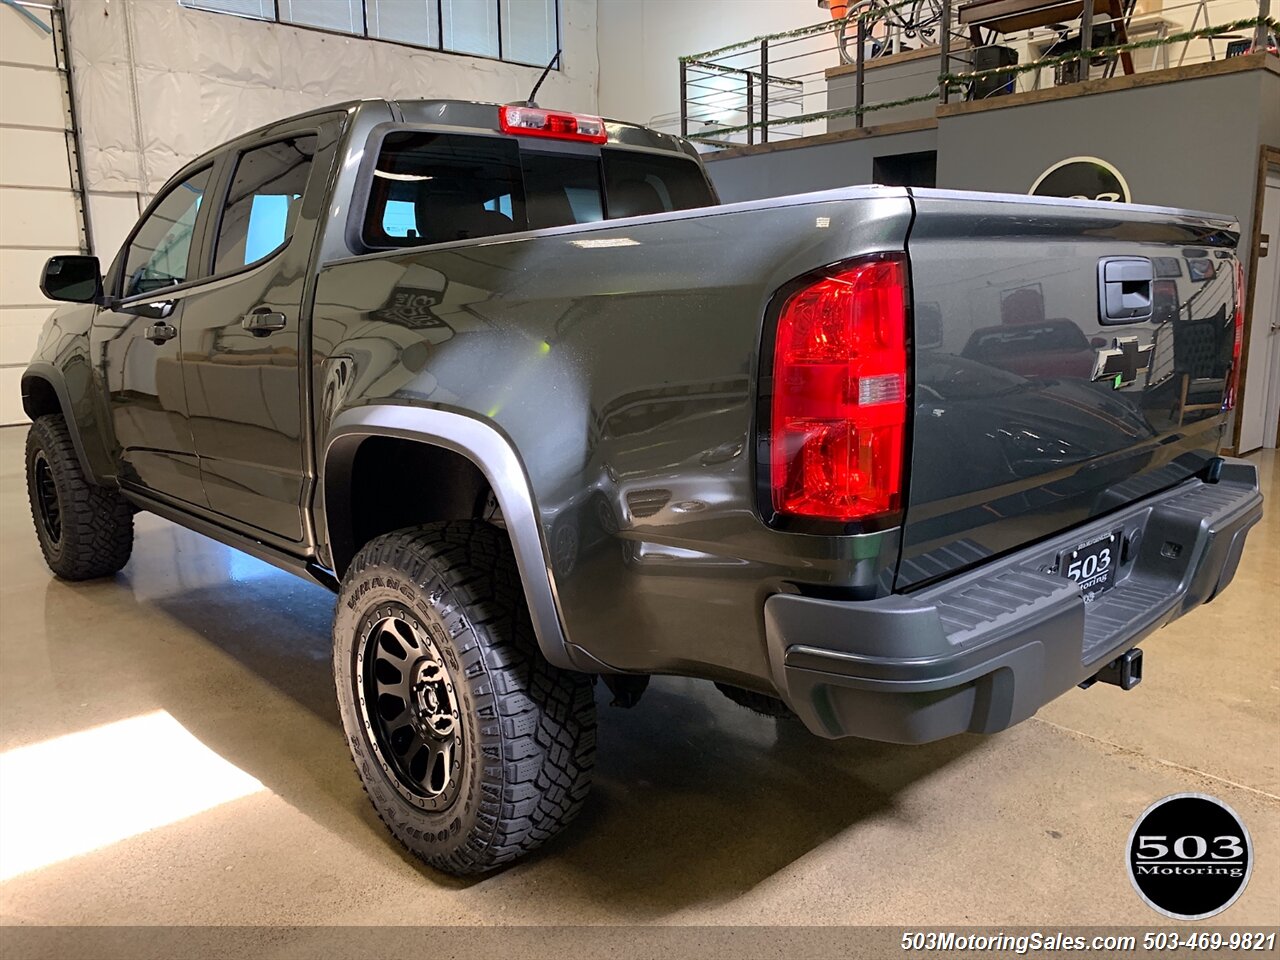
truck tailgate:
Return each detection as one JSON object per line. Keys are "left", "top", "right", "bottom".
{"left": 896, "top": 190, "right": 1241, "bottom": 591}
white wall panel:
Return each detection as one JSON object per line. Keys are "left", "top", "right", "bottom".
{"left": 0, "top": 368, "right": 26, "bottom": 425}
{"left": 0, "top": 309, "right": 49, "bottom": 367}
{"left": 1, "top": 4, "right": 73, "bottom": 426}
{"left": 0, "top": 66, "right": 63, "bottom": 130}
{"left": 0, "top": 128, "right": 73, "bottom": 190}
{"left": 0, "top": 250, "right": 62, "bottom": 306}
{"left": 0, "top": 189, "right": 79, "bottom": 249}
{"left": 0, "top": 7, "right": 54, "bottom": 66}
{"left": 88, "top": 191, "right": 143, "bottom": 265}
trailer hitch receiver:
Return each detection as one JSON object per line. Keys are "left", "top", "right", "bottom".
{"left": 1080, "top": 648, "right": 1143, "bottom": 691}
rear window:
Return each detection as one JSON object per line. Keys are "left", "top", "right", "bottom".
{"left": 362, "top": 131, "right": 713, "bottom": 249}
{"left": 601, "top": 150, "right": 714, "bottom": 218}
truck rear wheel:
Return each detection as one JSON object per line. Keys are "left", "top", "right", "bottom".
{"left": 332, "top": 520, "right": 596, "bottom": 875}
{"left": 25, "top": 414, "right": 134, "bottom": 581}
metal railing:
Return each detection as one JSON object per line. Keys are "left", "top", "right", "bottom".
{"left": 676, "top": 0, "right": 1277, "bottom": 148}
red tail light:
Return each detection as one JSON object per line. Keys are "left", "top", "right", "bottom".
{"left": 499, "top": 105, "right": 607, "bottom": 144}
{"left": 769, "top": 254, "right": 909, "bottom": 523}
{"left": 1225, "top": 259, "right": 1245, "bottom": 411}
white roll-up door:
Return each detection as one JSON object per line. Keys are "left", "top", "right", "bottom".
{"left": 0, "top": 3, "right": 83, "bottom": 424}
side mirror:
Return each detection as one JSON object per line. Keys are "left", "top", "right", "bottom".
{"left": 40, "top": 255, "right": 102, "bottom": 304}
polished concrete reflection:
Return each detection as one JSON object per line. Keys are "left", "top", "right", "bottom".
{"left": 0, "top": 425, "right": 1276, "bottom": 933}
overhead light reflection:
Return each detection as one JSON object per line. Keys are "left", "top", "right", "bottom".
{"left": 0, "top": 711, "right": 265, "bottom": 880}
{"left": 569, "top": 237, "right": 640, "bottom": 248}
{"left": 373, "top": 170, "right": 434, "bottom": 181}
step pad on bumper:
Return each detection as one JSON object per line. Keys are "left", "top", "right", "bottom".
{"left": 918, "top": 465, "right": 1262, "bottom": 666}
{"left": 763, "top": 459, "right": 1263, "bottom": 744}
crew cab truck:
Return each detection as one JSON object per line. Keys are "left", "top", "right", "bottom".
{"left": 24, "top": 98, "right": 1262, "bottom": 875}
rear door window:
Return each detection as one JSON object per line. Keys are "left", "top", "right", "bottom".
{"left": 213, "top": 135, "right": 318, "bottom": 275}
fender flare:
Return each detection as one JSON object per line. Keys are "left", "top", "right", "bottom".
{"left": 21, "top": 362, "right": 99, "bottom": 486}
{"left": 321, "top": 404, "right": 579, "bottom": 672}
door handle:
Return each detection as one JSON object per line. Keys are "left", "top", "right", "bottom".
{"left": 241, "top": 310, "right": 287, "bottom": 337}
{"left": 144, "top": 321, "right": 177, "bottom": 345}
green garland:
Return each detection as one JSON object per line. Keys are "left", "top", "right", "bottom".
{"left": 684, "top": 59, "right": 805, "bottom": 85}
{"left": 940, "top": 15, "right": 1278, "bottom": 86}
{"left": 684, "top": 6, "right": 1277, "bottom": 66}
{"left": 681, "top": 18, "right": 839, "bottom": 64}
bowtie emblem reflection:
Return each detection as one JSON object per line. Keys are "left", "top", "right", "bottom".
{"left": 1092, "top": 336, "right": 1153, "bottom": 389}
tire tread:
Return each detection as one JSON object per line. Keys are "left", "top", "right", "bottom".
{"left": 339, "top": 520, "right": 595, "bottom": 875}
{"left": 26, "top": 414, "right": 133, "bottom": 581}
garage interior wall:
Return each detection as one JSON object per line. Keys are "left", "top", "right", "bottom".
{"left": 67, "top": 0, "right": 598, "bottom": 205}
{"left": 595, "top": 0, "right": 1269, "bottom": 135}
{"left": 597, "top": 0, "right": 818, "bottom": 133}
{"left": 0, "top": 0, "right": 599, "bottom": 426}
{"left": 0, "top": 5, "right": 79, "bottom": 425}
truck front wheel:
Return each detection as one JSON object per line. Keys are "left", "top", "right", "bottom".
{"left": 332, "top": 520, "right": 596, "bottom": 875}
{"left": 25, "top": 414, "right": 134, "bottom": 581}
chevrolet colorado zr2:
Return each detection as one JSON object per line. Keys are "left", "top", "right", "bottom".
{"left": 23, "top": 98, "right": 1263, "bottom": 874}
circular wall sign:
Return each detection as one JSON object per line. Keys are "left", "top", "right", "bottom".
{"left": 1030, "top": 156, "right": 1131, "bottom": 203}
{"left": 1126, "top": 793, "right": 1254, "bottom": 920}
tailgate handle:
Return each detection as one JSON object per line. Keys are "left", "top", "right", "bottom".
{"left": 1098, "top": 257, "right": 1154, "bottom": 324}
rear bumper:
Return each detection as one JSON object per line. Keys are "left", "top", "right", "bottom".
{"left": 765, "top": 459, "right": 1263, "bottom": 743}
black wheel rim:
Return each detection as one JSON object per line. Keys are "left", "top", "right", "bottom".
{"left": 356, "top": 607, "right": 463, "bottom": 810}
{"left": 32, "top": 451, "right": 62, "bottom": 545}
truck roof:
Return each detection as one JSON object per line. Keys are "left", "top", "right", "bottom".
{"left": 220, "top": 98, "right": 698, "bottom": 161}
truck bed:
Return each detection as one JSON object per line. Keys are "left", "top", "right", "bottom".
{"left": 313, "top": 184, "right": 1241, "bottom": 689}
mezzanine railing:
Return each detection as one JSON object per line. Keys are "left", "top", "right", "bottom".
{"left": 676, "top": 0, "right": 1277, "bottom": 148}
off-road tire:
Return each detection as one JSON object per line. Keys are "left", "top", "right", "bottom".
{"left": 715, "top": 682, "right": 798, "bottom": 720}
{"left": 25, "top": 414, "right": 133, "bottom": 580}
{"left": 333, "top": 520, "right": 596, "bottom": 875}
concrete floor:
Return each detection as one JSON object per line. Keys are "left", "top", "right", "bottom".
{"left": 0, "top": 424, "right": 1277, "bottom": 937}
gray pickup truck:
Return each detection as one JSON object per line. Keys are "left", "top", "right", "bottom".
{"left": 23, "top": 98, "right": 1263, "bottom": 875}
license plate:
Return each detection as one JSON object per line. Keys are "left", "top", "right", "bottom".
{"left": 1059, "top": 530, "right": 1121, "bottom": 600}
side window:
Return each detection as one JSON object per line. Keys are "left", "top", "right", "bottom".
{"left": 121, "top": 167, "right": 211, "bottom": 298}
{"left": 363, "top": 132, "right": 524, "bottom": 248}
{"left": 213, "top": 135, "right": 318, "bottom": 275}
